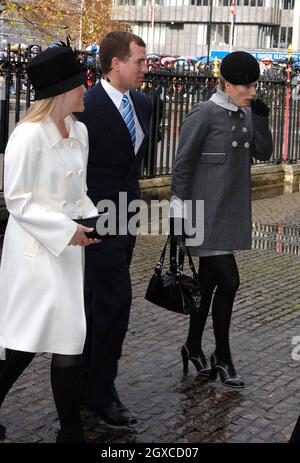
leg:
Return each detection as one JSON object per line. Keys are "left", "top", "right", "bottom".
{"left": 208, "top": 254, "right": 240, "bottom": 362}
{"left": 186, "top": 257, "right": 217, "bottom": 352}
{"left": 181, "top": 258, "right": 217, "bottom": 376}
{"left": 0, "top": 349, "right": 35, "bottom": 407}
{"left": 0, "top": 349, "right": 35, "bottom": 439}
{"left": 206, "top": 255, "right": 244, "bottom": 388}
{"left": 50, "top": 353, "right": 85, "bottom": 443}
{"left": 83, "top": 246, "right": 135, "bottom": 425}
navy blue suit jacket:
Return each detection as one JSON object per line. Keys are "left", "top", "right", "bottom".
{"left": 76, "top": 81, "right": 152, "bottom": 248}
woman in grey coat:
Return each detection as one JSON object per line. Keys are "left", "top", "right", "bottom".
{"left": 171, "top": 52, "right": 273, "bottom": 388}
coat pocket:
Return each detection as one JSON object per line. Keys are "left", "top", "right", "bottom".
{"left": 24, "top": 234, "right": 40, "bottom": 257}
{"left": 199, "top": 153, "right": 226, "bottom": 164}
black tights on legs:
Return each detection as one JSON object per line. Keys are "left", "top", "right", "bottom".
{"left": 186, "top": 254, "right": 240, "bottom": 362}
{"left": 0, "top": 349, "right": 36, "bottom": 408}
{"left": 0, "top": 350, "right": 84, "bottom": 442}
{"left": 50, "top": 353, "right": 84, "bottom": 442}
{"left": 186, "top": 261, "right": 216, "bottom": 353}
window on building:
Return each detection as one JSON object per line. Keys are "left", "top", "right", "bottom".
{"left": 211, "top": 23, "right": 230, "bottom": 45}
{"left": 191, "top": 0, "right": 209, "bottom": 5}
{"left": 243, "top": 0, "right": 265, "bottom": 5}
{"left": 275, "top": 26, "right": 293, "bottom": 48}
{"left": 282, "top": 0, "right": 294, "bottom": 9}
{"left": 167, "top": 22, "right": 184, "bottom": 30}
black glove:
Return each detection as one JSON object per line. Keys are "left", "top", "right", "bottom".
{"left": 250, "top": 98, "right": 270, "bottom": 117}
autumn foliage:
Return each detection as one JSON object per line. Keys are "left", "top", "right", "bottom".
{"left": 0, "top": 0, "right": 132, "bottom": 47}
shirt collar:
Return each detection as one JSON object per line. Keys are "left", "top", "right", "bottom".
{"left": 210, "top": 89, "right": 247, "bottom": 114}
{"left": 41, "top": 115, "right": 85, "bottom": 148}
{"left": 101, "top": 78, "right": 131, "bottom": 110}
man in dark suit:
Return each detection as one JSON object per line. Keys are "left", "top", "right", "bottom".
{"left": 76, "top": 31, "right": 152, "bottom": 427}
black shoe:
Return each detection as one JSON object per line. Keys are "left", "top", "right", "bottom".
{"left": 210, "top": 352, "right": 245, "bottom": 389}
{"left": 56, "top": 429, "right": 85, "bottom": 443}
{"left": 289, "top": 415, "right": 300, "bottom": 443}
{"left": 0, "top": 423, "right": 6, "bottom": 440}
{"left": 181, "top": 344, "right": 211, "bottom": 377}
{"left": 96, "top": 400, "right": 137, "bottom": 428}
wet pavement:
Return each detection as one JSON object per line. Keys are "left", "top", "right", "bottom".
{"left": 1, "top": 192, "right": 300, "bottom": 444}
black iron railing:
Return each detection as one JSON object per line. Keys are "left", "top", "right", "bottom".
{"left": 0, "top": 45, "right": 298, "bottom": 187}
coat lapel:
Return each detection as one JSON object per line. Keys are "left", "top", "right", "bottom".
{"left": 94, "top": 83, "right": 135, "bottom": 158}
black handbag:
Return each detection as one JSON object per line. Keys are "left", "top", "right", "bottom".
{"left": 74, "top": 213, "right": 116, "bottom": 239}
{"left": 145, "top": 235, "right": 202, "bottom": 315}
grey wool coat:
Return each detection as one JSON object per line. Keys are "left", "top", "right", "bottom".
{"left": 171, "top": 89, "right": 273, "bottom": 253}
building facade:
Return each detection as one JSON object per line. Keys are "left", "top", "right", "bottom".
{"left": 112, "top": 0, "right": 300, "bottom": 56}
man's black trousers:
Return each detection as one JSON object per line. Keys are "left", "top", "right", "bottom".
{"left": 81, "top": 238, "right": 135, "bottom": 412}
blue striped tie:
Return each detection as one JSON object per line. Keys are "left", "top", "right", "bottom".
{"left": 122, "top": 94, "right": 136, "bottom": 148}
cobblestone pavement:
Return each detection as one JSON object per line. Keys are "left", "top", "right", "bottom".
{"left": 1, "top": 192, "right": 300, "bottom": 444}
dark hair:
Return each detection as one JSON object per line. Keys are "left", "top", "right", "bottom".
{"left": 99, "top": 31, "right": 146, "bottom": 74}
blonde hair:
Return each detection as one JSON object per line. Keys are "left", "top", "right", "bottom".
{"left": 20, "top": 97, "right": 58, "bottom": 124}
{"left": 218, "top": 76, "right": 226, "bottom": 92}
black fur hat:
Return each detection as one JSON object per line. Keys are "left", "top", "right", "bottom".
{"left": 220, "top": 51, "right": 260, "bottom": 85}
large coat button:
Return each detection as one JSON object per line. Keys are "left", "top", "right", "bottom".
{"left": 232, "top": 141, "right": 238, "bottom": 148}
{"left": 70, "top": 141, "right": 75, "bottom": 148}
{"left": 243, "top": 127, "right": 248, "bottom": 133}
{"left": 232, "top": 125, "right": 236, "bottom": 131}
{"left": 61, "top": 201, "right": 68, "bottom": 208}
{"left": 78, "top": 169, "right": 84, "bottom": 177}
{"left": 244, "top": 142, "right": 250, "bottom": 149}
{"left": 228, "top": 111, "right": 232, "bottom": 117}
{"left": 76, "top": 200, "right": 82, "bottom": 207}
{"left": 66, "top": 170, "right": 73, "bottom": 177}
{"left": 240, "top": 113, "right": 244, "bottom": 119}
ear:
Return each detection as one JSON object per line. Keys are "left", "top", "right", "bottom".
{"left": 111, "top": 57, "right": 121, "bottom": 72}
{"left": 225, "top": 81, "right": 232, "bottom": 92}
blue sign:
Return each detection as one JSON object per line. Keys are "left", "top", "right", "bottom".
{"left": 211, "top": 50, "right": 300, "bottom": 61}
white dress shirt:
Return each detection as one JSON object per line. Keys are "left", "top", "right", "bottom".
{"left": 101, "top": 78, "right": 144, "bottom": 154}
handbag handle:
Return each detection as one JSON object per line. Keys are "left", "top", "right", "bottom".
{"left": 154, "top": 235, "right": 180, "bottom": 276}
{"left": 154, "top": 235, "right": 198, "bottom": 279}
{"left": 178, "top": 246, "right": 198, "bottom": 280}
{"left": 154, "top": 236, "right": 170, "bottom": 275}
{"left": 169, "top": 234, "right": 178, "bottom": 273}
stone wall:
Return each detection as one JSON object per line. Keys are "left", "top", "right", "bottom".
{"left": 140, "top": 163, "right": 300, "bottom": 202}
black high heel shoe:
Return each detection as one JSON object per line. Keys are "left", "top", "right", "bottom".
{"left": 0, "top": 423, "right": 6, "bottom": 440}
{"left": 210, "top": 352, "right": 245, "bottom": 389}
{"left": 181, "top": 344, "right": 211, "bottom": 377}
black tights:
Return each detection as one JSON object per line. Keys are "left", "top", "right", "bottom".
{"left": 0, "top": 349, "right": 82, "bottom": 438}
{"left": 186, "top": 254, "right": 240, "bottom": 363}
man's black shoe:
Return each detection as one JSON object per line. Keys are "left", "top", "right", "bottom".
{"left": 96, "top": 401, "right": 137, "bottom": 428}
{"left": 0, "top": 423, "right": 6, "bottom": 440}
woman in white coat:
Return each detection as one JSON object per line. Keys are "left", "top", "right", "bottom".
{"left": 0, "top": 46, "right": 100, "bottom": 443}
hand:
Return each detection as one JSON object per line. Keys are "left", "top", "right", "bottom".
{"left": 69, "top": 224, "right": 101, "bottom": 247}
{"left": 250, "top": 98, "right": 270, "bottom": 117}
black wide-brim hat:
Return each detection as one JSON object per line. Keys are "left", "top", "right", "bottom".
{"left": 27, "top": 46, "right": 87, "bottom": 100}
{"left": 220, "top": 51, "right": 260, "bottom": 85}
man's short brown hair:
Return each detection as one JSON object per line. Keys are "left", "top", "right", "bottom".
{"left": 99, "top": 31, "right": 146, "bottom": 75}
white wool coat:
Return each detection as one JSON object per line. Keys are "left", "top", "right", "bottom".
{"left": 0, "top": 115, "right": 98, "bottom": 357}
